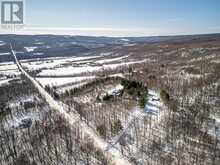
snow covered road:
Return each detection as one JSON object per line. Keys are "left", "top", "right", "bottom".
{"left": 106, "top": 108, "right": 146, "bottom": 151}
{"left": 11, "top": 44, "right": 130, "bottom": 165}
{"left": 106, "top": 90, "right": 164, "bottom": 151}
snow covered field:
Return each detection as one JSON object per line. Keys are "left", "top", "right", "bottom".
{"left": 17, "top": 53, "right": 147, "bottom": 92}
{"left": 0, "top": 52, "right": 11, "bottom": 56}
{"left": 0, "top": 41, "right": 6, "bottom": 46}
{"left": 95, "top": 55, "right": 129, "bottom": 64}
{"left": 0, "top": 62, "right": 18, "bottom": 70}
{"left": 19, "top": 51, "right": 146, "bottom": 77}
{"left": 36, "top": 60, "right": 146, "bottom": 76}
{"left": 0, "top": 61, "right": 21, "bottom": 86}
{"left": 21, "top": 55, "right": 102, "bottom": 71}
{"left": 36, "top": 76, "right": 96, "bottom": 87}
{"left": 0, "top": 69, "right": 21, "bottom": 76}
{"left": 24, "top": 47, "right": 38, "bottom": 52}
{"left": 57, "top": 82, "right": 88, "bottom": 94}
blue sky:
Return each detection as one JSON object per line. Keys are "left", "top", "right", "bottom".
{"left": 2, "top": 0, "right": 220, "bottom": 36}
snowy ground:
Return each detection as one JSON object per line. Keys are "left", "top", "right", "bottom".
{"left": 95, "top": 55, "right": 129, "bottom": 64}
{"left": 106, "top": 89, "right": 163, "bottom": 151}
{"left": 24, "top": 47, "right": 38, "bottom": 52}
{"left": 5, "top": 111, "right": 42, "bottom": 130}
{"left": 208, "top": 115, "right": 220, "bottom": 139}
{"left": 0, "top": 62, "right": 18, "bottom": 70}
{"left": 0, "top": 78, "right": 20, "bottom": 86}
{"left": 20, "top": 55, "right": 102, "bottom": 71}
{"left": 57, "top": 82, "right": 88, "bottom": 94}
{"left": 145, "top": 90, "right": 162, "bottom": 114}
{"left": 0, "top": 69, "right": 21, "bottom": 76}
{"left": 2, "top": 94, "right": 47, "bottom": 130}
{"left": 19, "top": 51, "right": 146, "bottom": 77}
{"left": 36, "top": 60, "right": 146, "bottom": 76}
{"left": 108, "top": 73, "right": 125, "bottom": 78}
{"left": 36, "top": 76, "right": 96, "bottom": 87}
{"left": 0, "top": 41, "right": 6, "bottom": 46}
{"left": 0, "top": 52, "right": 11, "bottom": 56}
{"left": 107, "top": 84, "right": 124, "bottom": 95}
{"left": 22, "top": 58, "right": 73, "bottom": 69}
{"left": 0, "top": 61, "right": 21, "bottom": 86}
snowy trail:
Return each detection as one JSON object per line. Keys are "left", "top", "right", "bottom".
{"left": 107, "top": 107, "right": 165, "bottom": 154}
{"left": 106, "top": 90, "right": 164, "bottom": 151}
{"left": 10, "top": 44, "right": 130, "bottom": 165}
{"left": 106, "top": 108, "right": 146, "bottom": 151}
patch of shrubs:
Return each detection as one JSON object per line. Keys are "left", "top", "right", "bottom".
{"left": 23, "top": 101, "right": 35, "bottom": 109}
{"left": 121, "top": 79, "right": 148, "bottom": 97}
{"left": 184, "top": 67, "right": 200, "bottom": 75}
{"left": 121, "top": 79, "right": 148, "bottom": 108}
{"left": 139, "top": 94, "right": 148, "bottom": 109}
{"left": 96, "top": 124, "right": 107, "bottom": 138}
{"left": 0, "top": 105, "right": 11, "bottom": 120}
{"left": 111, "top": 120, "right": 123, "bottom": 135}
{"left": 45, "top": 85, "right": 52, "bottom": 93}
{"left": 160, "top": 89, "right": 170, "bottom": 103}
{"left": 53, "top": 91, "right": 60, "bottom": 100}
{"left": 45, "top": 85, "right": 60, "bottom": 100}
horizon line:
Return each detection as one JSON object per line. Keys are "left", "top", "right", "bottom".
{"left": 0, "top": 26, "right": 220, "bottom": 38}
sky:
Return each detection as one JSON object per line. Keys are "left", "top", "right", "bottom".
{"left": 0, "top": 0, "right": 220, "bottom": 36}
